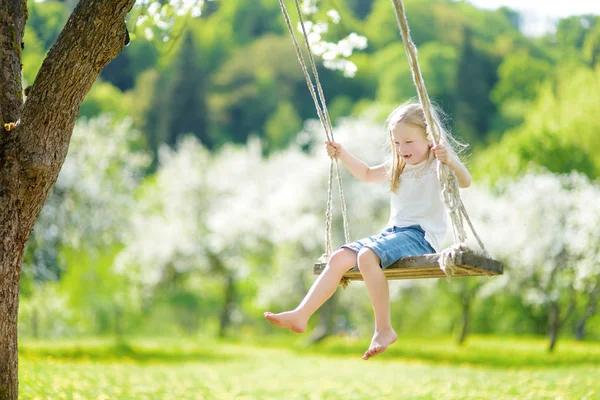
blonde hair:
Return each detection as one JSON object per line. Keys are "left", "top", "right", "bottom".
{"left": 386, "top": 100, "right": 467, "bottom": 193}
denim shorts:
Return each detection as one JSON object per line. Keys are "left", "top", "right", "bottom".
{"left": 341, "top": 225, "right": 435, "bottom": 268}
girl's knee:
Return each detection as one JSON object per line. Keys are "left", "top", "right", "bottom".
{"left": 328, "top": 248, "right": 356, "bottom": 272}
{"left": 357, "top": 248, "right": 381, "bottom": 269}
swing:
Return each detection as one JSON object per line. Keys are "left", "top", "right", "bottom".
{"left": 278, "top": 0, "right": 503, "bottom": 284}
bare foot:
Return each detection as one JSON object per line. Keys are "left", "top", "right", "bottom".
{"left": 263, "top": 311, "right": 307, "bottom": 333}
{"left": 363, "top": 328, "right": 397, "bottom": 360}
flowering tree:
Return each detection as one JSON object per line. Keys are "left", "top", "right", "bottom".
{"left": 462, "top": 171, "right": 600, "bottom": 351}
{"left": 293, "top": 0, "right": 368, "bottom": 77}
{"left": 115, "top": 115, "right": 391, "bottom": 338}
{"left": 23, "top": 117, "right": 148, "bottom": 336}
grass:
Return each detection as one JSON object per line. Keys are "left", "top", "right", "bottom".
{"left": 19, "top": 335, "right": 600, "bottom": 399}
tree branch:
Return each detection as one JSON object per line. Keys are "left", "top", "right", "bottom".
{"left": 559, "top": 285, "right": 577, "bottom": 327}
{"left": 0, "top": 0, "right": 27, "bottom": 129}
{"left": 12, "top": 0, "right": 135, "bottom": 234}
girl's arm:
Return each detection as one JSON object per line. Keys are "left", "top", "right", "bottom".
{"left": 432, "top": 144, "right": 471, "bottom": 188}
{"left": 326, "top": 141, "right": 387, "bottom": 182}
{"left": 447, "top": 158, "right": 471, "bottom": 188}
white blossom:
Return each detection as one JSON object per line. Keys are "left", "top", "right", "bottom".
{"left": 295, "top": 2, "right": 368, "bottom": 76}
{"left": 327, "top": 9, "right": 341, "bottom": 24}
{"left": 300, "top": 0, "right": 318, "bottom": 15}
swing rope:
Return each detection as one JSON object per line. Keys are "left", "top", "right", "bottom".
{"left": 278, "top": 0, "right": 351, "bottom": 262}
{"left": 390, "top": 0, "right": 488, "bottom": 276}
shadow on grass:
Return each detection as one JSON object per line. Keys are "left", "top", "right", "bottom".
{"left": 19, "top": 339, "right": 239, "bottom": 364}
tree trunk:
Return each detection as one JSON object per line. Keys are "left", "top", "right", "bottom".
{"left": 548, "top": 302, "right": 559, "bottom": 352}
{"left": 457, "top": 295, "right": 471, "bottom": 346}
{"left": 575, "top": 318, "right": 586, "bottom": 341}
{"left": 0, "top": 1, "right": 135, "bottom": 397}
{"left": 218, "top": 274, "right": 236, "bottom": 338}
{"left": 575, "top": 291, "right": 599, "bottom": 341}
{"left": 575, "top": 297, "right": 598, "bottom": 340}
{"left": 309, "top": 293, "right": 337, "bottom": 344}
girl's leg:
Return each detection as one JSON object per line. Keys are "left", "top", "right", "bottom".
{"left": 356, "top": 248, "right": 397, "bottom": 360}
{"left": 264, "top": 248, "right": 357, "bottom": 333}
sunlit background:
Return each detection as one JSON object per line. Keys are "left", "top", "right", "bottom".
{"left": 18, "top": 0, "right": 600, "bottom": 398}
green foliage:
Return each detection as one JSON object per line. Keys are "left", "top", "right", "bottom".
{"left": 59, "top": 246, "right": 133, "bottom": 335}
{"left": 210, "top": 34, "right": 304, "bottom": 145}
{"left": 214, "top": 0, "right": 285, "bottom": 45}
{"left": 79, "top": 80, "right": 131, "bottom": 120}
{"left": 345, "top": 0, "right": 375, "bottom": 20}
{"left": 489, "top": 51, "right": 552, "bottom": 131}
{"left": 21, "top": 28, "right": 45, "bottom": 85}
{"left": 491, "top": 51, "right": 552, "bottom": 105}
{"left": 455, "top": 27, "right": 497, "bottom": 143}
{"left": 162, "top": 32, "right": 211, "bottom": 147}
{"left": 27, "top": 0, "right": 69, "bottom": 50}
{"left": 583, "top": 23, "right": 600, "bottom": 67}
{"left": 555, "top": 15, "right": 599, "bottom": 50}
{"left": 264, "top": 101, "right": 302, "bottom": 151}
{"left": 473, "top": 129, "right": 597, "bottom": 183}
{"left": 100, "top": 38, "right": 158, "bottom": 91}
{"left": 473, "top": 66, "right": 600, "bottom": 181}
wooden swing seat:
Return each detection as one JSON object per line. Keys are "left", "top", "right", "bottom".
{"left": 314, "top": 251, "right": 503, "bottom": 281}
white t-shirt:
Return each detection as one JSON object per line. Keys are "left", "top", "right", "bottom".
{"left": 385, "top": 156, "right": 447, "bottom": 252}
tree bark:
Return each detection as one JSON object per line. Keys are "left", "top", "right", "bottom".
{"left": 309, "top": 293, "right": 337, "bottom": 344}
{"left": 218, "top": 274, "right": 236, "bottom": 338}
{"left": 457, "top": 295, "right": 471, "bottom": 346}
{"left": 547, "top": 302, "right": 560, "bottom": 353}
{"left": 0, "top": 1, "right": 135, "bottom": 398}
{"left": 547, "top": 295, "right": 575, "bottom": 352}
{"left": 575, "top": 281, "right": 600, "bottom": 341}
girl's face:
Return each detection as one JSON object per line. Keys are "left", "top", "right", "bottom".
{"left": 391, "top": 122, "right": 430, "bottom": 165}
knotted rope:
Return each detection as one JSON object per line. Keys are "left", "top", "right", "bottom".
{"left": 391, "top": 0, "right": 489, "bottom": 277}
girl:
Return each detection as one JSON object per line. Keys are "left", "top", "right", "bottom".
{"left": 264, "top": 101, "right": 471, "bottom": 360}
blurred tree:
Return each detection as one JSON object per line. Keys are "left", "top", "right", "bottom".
{"left": 364, "top": 0, "right": 436, "bottom": 50}
{"left": 27, "top": 0, "right": 70, "bottom": 50}
{"left": 346, "top": 0, "right": 375, "bottom": 20}
{"left": 143, "top": 30, "right": 211, "bottom": 166}
{"left": 374, "top": 41, "right": 458, "bottom": 111}
{"left": 22, "top": 116, "right": 148, "bottom": 336}
{"left": 462, "top": 173, "right": 600, "bottom": 352}
{"left": 474, "top": 66, "right": 600, "bottom": 182}
{"left": 214, "top": 0, "right": 284, "bottom": 45}
{"left": 497, "top": 6, "right": 522, "bottom": 31}
{"left": 21, "top": 28, "right": 45, "bottom": 85}
{"left": 163, "top": 31, "right": 211, "bottom": 147}
{"left": 583, "top": 23, "right": 600, "bottom": 67}
{"left": 264, "top": 101, "right": 302, "bottom": 152}
{"left": 490, "top": 51, "right": 552, "bottom": 131}
{"left": 455, "top": 27, "right": 496, "bottom": 143}
{"left": 210, "top": 35, "right": 304, "bottom": 146}
{"left": 100, "top": 37, "right": 158, "bottom": 91}
{"left": 79, "top": 79, "right": 132, "bottom": 120}
{"left": 555, "top": 15, "right": 599, "bottom": 50}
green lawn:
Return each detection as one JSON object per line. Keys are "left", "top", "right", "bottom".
{"left": 19, "top": 336, "right": 600, "bottom": 399}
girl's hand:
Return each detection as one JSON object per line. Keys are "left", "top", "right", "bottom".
{"left": 325, "top": 141, "right": 344, "bottom": 159}
{"left": 432, "top": 144, "right": 450, "bottom": 164}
